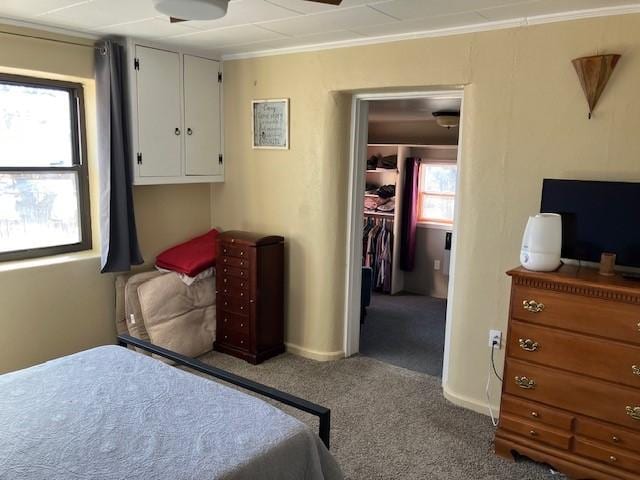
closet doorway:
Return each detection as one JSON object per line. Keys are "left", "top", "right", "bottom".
{"left": 344, "top": 91, "right": 464, "bottom": 380}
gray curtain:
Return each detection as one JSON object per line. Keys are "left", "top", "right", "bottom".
{"left": 96, "top": 40, "right": 143, "bottom": 272}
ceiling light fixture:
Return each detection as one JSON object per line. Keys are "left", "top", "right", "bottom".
{"left": 433, "top": 111, "right": 460, "bottom": 129}
{"left": 153, "top": 0, "right": 229, "bottom": 21}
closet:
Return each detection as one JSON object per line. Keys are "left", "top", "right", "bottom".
{"left": 126, "top": 40, "right": 223, "bottom": 185}
{"left": 363, "top": 143, "right": 457, "bottom": 295}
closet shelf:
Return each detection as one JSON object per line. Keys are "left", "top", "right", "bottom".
{"left": 364, "top": 211, "right": 394, "bottom": 218}
{"left": 366, "top": 168, "right": 398, "bottom": 173}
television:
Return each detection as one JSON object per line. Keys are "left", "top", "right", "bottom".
{"left": 540, "top": 179, "right": 640, "bottom": 268}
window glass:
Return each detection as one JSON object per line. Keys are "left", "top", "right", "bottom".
{"left": 0, "top": 83, "right": 73, "bottom": 167}
{"left": 419, "top": 163, "right": 457, "bottom": 224}
{"left": 0, "top": 172, "right": 81, "bottom": 253}
{"left": 422, "top": 165, "right": 456, "bottom": 194}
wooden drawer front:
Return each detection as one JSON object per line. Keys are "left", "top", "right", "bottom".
{"left": 505, "top": 359, "right": 640, "bottom": 430}
{"left": 500, "top": 394, "right": 574, "bottom": 430}
{"left": 512, "top": 286, "right": 640, "bottom": 345}
{"left": 217, "top": 283, "right": 251, "bottom": 300}
{"left": 500, "top": 414, "right": 572, "bottom": 450}
{"left": 220, "top": 243, "right": 249, "bottom": 259}
{"left": 509, "top": 320, "right": 640, "bottom": 388}
{"left": 218, "top": 328, "right": 249, "bottom": 351}
{"left": 219, "top": 265, "right": 249, "bottom": 279}
{"left": 576, "top": 418, "right": 640, "bottom": 454}
{"left": 219, "top": 312, "right": 249, "bottom": 335}
{"left": 574, "top": 437, "right": 640, "bottom": 473}
{"left": 218, "top": 295, "right": 250, "bottom": 316}
{"left": 219, "top": 255, "right": 250, "bottom": 269}
{"left": 217, "top": 275, "right": 248, "bottom": 292}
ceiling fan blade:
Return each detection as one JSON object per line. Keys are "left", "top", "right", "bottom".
{"left": 304, "top": 0, "right": 342, "bottom": 4}
{"left": 169, "top": 16, "right": 188, "bottom": 23}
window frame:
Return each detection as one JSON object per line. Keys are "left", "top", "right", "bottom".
{"left": 417, "top": 161, "right": 457, "bottom": 226}
{"left": 0, "top": 73, "right": 91, "bottom": 262}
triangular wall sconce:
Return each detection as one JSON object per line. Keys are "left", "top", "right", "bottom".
{"left": 572, "top": 54, "right": 621, "bottom": 119}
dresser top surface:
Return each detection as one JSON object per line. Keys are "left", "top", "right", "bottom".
{"left": 508, "top": 265, "right": 640, "bottom": 297}
{"left": 218, "top": 231, "right": 284, "bottom": 247}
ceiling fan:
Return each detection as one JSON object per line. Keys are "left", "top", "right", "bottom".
{"left": 152, "top": 0, "right": 343, "bottom": 24}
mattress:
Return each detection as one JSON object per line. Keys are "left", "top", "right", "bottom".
{"left": 0, "top": 346, "right": 343, "bottom": 480}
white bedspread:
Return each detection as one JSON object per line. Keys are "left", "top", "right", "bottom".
{"left": 0, "top": 346, "right": 343, "bottom": 480}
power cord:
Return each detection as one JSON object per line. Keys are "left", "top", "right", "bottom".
{"left": 486, "top": 338, "right": 503, "bottom": 427}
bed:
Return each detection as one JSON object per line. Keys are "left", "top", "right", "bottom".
{"left": 0, "top": 336, "right": 342, "bottom": 480}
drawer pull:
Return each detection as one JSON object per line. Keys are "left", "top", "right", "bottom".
{"left": 612, "top": 435, "right": 620, "bottom": 443}
{"left": 518, "top": 338, "right": 540, "bottom": 352}
{"left": 224, "top": 278, "right": 228, "bottom": 283}
{"left": 240, "top": 251, "right": 244, "bottom": 256}
{"left": 609, "top": 456, "right": 617, "bottom": 463}
{"left": 223, "top": 258, "right": 228, "bottom": 263}
{"left": 223, "top": 249, "right": 227, "bottom": 254}
{"left": 224, "top": 318, "right": 228, "bottom": 323}
{"left": 530, "top": 411, "right": 539, "bottom": 418}
{"left": 240, "top": 323, "right": 244, "bottom": 328}
{"left": 529, "top": 430, "right": 538, "bottom": 437}
{"left": 626, "top": 406, "right": 640, "bottom": 420}
{"left": 515, "top": 376, "right": 536, "bottom": 389}
{"left": 633, "top": 365, "right": 640, "bottom": 376}
{"left": 522, "top": 300, "right": 544, "bottom": 313}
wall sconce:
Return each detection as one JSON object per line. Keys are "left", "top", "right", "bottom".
{"left": 433, "top": 111, "right": 460, "bottom": 129}
{"left": 572, "top": 54, "right": 620, "bottom": 119}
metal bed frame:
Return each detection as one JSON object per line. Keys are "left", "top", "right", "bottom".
{"left": 117, "top": 334, "right": 331, "bottom": 448}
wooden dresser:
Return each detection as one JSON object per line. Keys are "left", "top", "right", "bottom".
{"left": 213, "top": 231, "right": 285, "bottom": 364}
{"left": 496, "top": 265, "right": 640, "bottom": 480}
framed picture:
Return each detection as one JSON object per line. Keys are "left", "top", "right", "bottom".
{"left": 252, "top": 98, "right": 289, "bottom": 150}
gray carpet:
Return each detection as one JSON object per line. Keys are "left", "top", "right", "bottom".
{"left": 360, "top": 293, "right": 447, "bottom": 376}
{"left": 198, "top": 351, "right": 557, "bottom": 480}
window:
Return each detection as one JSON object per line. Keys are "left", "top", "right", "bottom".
{"left": 418, "top": 163, "right": 457, "bottom": 225}
{"left": 0, "top": 73, "right": 90, "bottom": 261}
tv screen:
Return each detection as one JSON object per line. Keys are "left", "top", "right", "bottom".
{"left": 540, "top": 179, "right": 640, "bottom": 268}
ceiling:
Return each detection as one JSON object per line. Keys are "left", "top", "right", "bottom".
{"left": 1, "top": 0, "right": 639, "bottom": 59}
{"left": 368, "top": 97, "right": 461, "bottom": 122}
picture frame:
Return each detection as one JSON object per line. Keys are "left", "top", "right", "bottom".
{"left": 252, "top": 98, "right": 289, "bottom": 150}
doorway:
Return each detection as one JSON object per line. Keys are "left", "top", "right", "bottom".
{"left": 344, "top": 90, "right": 464, "bottom": 380}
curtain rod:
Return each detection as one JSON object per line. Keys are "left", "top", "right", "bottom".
{"left": 0, "top": 28, "right": 98, "bottom": 50}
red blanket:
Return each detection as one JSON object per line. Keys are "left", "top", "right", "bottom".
{"left": 156, "top": 229, "right": 220, "bottom": 277}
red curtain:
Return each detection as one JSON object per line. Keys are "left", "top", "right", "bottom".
{"left": 400, "top": 158, "right": 420, "bottom": 271}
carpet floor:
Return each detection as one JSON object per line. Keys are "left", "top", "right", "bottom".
{"left": 198, "top": 351, "right": 559, "bottom": 480}
{"left": 360, "top": 293, "right": 447, "bottom": 376}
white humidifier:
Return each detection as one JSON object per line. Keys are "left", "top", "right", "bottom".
{"left": 520, "top": 213, "right": 562, "bottom": 271}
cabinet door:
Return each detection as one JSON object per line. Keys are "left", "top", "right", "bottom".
{"left": 183, "top": 55, "right": 221, "bottom": 176}
{"left": 135, "top": 46, "right": 182, "bottom": 178}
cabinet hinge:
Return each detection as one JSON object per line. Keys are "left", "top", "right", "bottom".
{"left": 218, "top": 154, "right": 223, "bottom": 165}
{"left": 134, "top": 57, "right": 140, "bottom": 70}
{"left": 137, "top": 152, "right": 142, "bottom": 165}
{"left": 218, "top": 71, "right": 222, "bottom": 83}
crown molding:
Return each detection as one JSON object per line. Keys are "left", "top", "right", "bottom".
{"left": 222, "top": 3, "right": 640, "bottom": 61}
{"left": 0, "top": 16, "right": 98, "bottom": 41}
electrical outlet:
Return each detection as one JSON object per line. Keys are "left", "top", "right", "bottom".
{"left": 489, "top": 329, "right": 502, "bottom": 349}
{"left": 434, "top": 259, "right": 441, "bottom": 270}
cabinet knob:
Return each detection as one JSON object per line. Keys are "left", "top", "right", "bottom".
{"left": 174, "top": 127, "right": 181, "bottom": 135}
{"left": 224, "top": 318, "right": 228, "bottom": 323}
{"left": 187, "top": 127, "right": 193, "bottom": 135}
{"left": 240, "top": 323, "right": 244, "bottom": 328}
{"left": 240, "top": 251, "right": 244, "bottom": 256}
{"left": 612, "top": 435, "right": 620, "bottom": 443}
{"left": 529, "top": 430, "right": 538, "bottom": 437}
{"left": 224, "top": 335, "right": 228, "bottom": 340}
{"left": 223, "top": 258, "right": 228, "bottom": 263}
{"left": 609, "top": 456, "right": 617, "bottom": 463}
{"left": 530, "top": 411, "right": 539, "bottom": 418}
{"left": 240, "top": 340, "right": 244, "bottom": 345}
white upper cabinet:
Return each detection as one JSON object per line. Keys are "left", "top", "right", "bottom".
{"left": 127, "top": 40, "right": 223, "bottom": 185}
{"left": 183, "top": 54, "right": 222, "bottom": 177}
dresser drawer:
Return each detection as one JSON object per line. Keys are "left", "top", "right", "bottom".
{"left": 217, "top": 275, "right": 249, "bottom": 292}
{"left": 574, "top": 438, "right": 640, "bottom": 473}
{"left": 500, "top": 413, "right": 572, "bottom": 450}
{"left": 217, "top": 283, "right": 251, "bottom": 300}
{"left": 509, "top": 320, "right": 640, "bottom": 388}
{"left": 219, "top": 311, "right": 250, "bottom": 335}
{"left": 219, "top": 243, "right": 249, "bottom": 259}
{"left": 512, "top": 286, "right": 640, "bottom": 345}
{"left": 575, "top": 418, "right": 640, "bottom": 454}
{"left": 219, "top": 256, "right": 250, "bottom": 269}
{"left": 500, "top": 394, "right": 574, "bottom": 430}
{"left": 218, "top": 295, "right": 250, "bottom": 316}
{"left": 505, "top": 359, "right": 640, "bottom": 430}
{"left": 217, "top": 329, "right": 249, "bottom": 351}
{"left": 219, "top": 265, "right": 249, "bottom": 279}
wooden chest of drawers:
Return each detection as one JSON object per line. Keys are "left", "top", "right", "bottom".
{"left": 213, "top": 231, "right": 285, "bottom": 364}
{"left": 495, "top": 265, "right": 640, "bottom": 480}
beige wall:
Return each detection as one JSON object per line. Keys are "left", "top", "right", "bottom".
{"left": 0, "top": 26, "right": 211, "bottom": 374}
{"left": 215, "top": 14, "right": 640, "bottom": 411}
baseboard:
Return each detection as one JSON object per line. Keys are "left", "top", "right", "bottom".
{"left": 285, "top": 342, "right": 345, "bottom": 362}
{"left": 442, "top": 383, "right": 500, "bottom": 418}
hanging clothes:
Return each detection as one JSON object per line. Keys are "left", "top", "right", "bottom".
{"left": 362, "top": 216, "right": 394, "bottom": 294}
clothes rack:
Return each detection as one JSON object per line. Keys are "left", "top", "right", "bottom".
{"left": 363, "top": 216, "right": 394, "bottom": 294}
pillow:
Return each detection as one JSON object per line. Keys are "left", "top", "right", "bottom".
{"left": 156, "top": 229, "right": 220, "bottom": 277}
{"left": 137, "top": 273, "right": 216, "bottom": 357}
